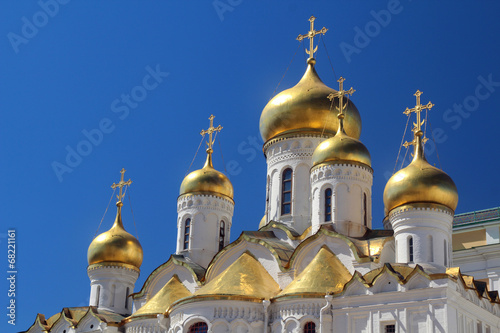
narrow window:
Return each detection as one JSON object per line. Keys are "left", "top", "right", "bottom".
{"left": 477, "top": 322, "right": 483, "bottom": 333}
{"left": 304, "top": 321, "right": 316, "bottom": 333}
{"left": 96, "top": 285, "right": 100, "bottom": 307}
{"left": 444, "top": 239, "right": 448, "bottom": 266}
{"left": 188, "top": 322, "right": 208, "bottom": 332}
{"left": 385, "top": 324, "right": 396, "bottom": 333}
{"left": 125, "top": 287, "right": 130, "bottom": 309}
{"left": 408, "top": 236, "right": 414, "bottom": 262}
{"left": 428, "top": 235, "right": 433, "bottom": 262}
{"left": 183, "top": 218, "right": 191, "bottom": 250}
{"left": 363, "top": 193, "right": 367, "bottom": 226}
{"left": 110, "top": 284, "right": 115, "bottom": 307}
{"left": 281, "top": 168, "right": 292, "bottom": 215}
{"left": 324, "top": 188, "right": 332, "bottom": 222}
{"left": 218, "top": 220, "right": 225, "bottom": 251}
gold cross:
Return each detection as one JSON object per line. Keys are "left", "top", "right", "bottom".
{"left": 403, "top": 90, "right": 433, "bottom": 147}
{"left": 200, "top": 115, "right": 222, "bottom": 153}
{"left": 327, "top": 77, "right": 355, "bottom": 117}
{"left": 297, "top": 16, "right": 328, "bottom": 59}
{"left": 111, "top": 168, "right": 132, "bottom": 202}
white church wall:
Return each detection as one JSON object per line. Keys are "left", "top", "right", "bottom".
{"left": 169, "top": 300, "right": 265, "bottom": 333}
{"left": 176, "top": 193, "right": 234, "bottom": 268}
{"left": 453, "top": 243, "right": 500, "bottom": 292}
{"left": 264, "top": 135, "right": 326, "bottom": 234}
{"left": 389, "top": 206, "right": 454, "bottom": 270}
{"left": 310, "top": 163, "right": 373, "bottom": 235}
{"left": 87, "top": 264, "right": 139, "bottom": 316}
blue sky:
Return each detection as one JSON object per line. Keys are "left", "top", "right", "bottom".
{"left": 2, "top": 1, "right": 500, "bottom": 331}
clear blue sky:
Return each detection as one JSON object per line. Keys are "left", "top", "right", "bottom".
{"left": 2, "top": 1, "right": 500, "bottom": 331}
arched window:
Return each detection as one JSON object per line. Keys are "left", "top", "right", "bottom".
{"left": 304, "top": 321, "right": 316, "bottom": 333}
{"left": 444, "top": 240, "right": 448, "bottom": 266}
{"left": 183, "top": 218, "right": 191, "bottom": 250}
{"left": 110, "top": 284, "right": 115, "bottom": 307}
{"left": 281, "top": 168, "right": 293, "bottom": 215}
{"left": 219, "top": 220, "right": 225, "bottom": 251}
{"left": 188, "top": 322, "right": 208, "bottom": 332}
{"left": 125, "top": 287, "right": 130, "bottom": 309}
{"left": 96, "top": 285, "right": 100, "bottom": 307}
{"left": 363, "top": 193, "right": 367, "bottom": 226}
{"left": 428, "top": 235, "right": 433, "bottom": 262}
{"left": 408, "top": 236, "right": 414, "bottom": 262}
{"left": 324, "top": 188, "right": 332, "bottom": 222}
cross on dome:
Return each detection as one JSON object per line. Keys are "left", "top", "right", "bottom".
{"left": 200, "top": 115, "right": 222, "bottom": 154}
{"left": 111, "top": 168, "right": 132, "bottom": 203}
{"left": 296, "top": 16, "right": 327, "bottom": 59}
{"left": 327, "top": 77, "right": 356, "bottom": 118}
{"left": 403, "top": 90, "right": 434, "bottom": 148}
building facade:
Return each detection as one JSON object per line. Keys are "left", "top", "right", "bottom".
{"left": 25, "top": 17, "right": 500, "bottom": 333}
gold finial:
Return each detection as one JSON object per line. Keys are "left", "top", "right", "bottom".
{"left": 403, "top": 90, "right": 434, "bottom": 148}
{"left": 297, "top": 16, "right": 328, "bottom": 60}
{"left": 327, "top": 77, "right": 355, "bottom": 133}
{"left": 111, "top": 168, "right": 132, "bottom": 203}
{"left": 200, "top": 115, "right": 222, "bottom": 154}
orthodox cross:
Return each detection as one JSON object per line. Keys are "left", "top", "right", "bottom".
{"left": 200, "top": 115, "right": 222, "bottom": 153}
{"left": 111, "top": 168, "right": 132, "bottom": 202}
{"left": 403, "top": 90, "right": 434, "bottom": 148}
{"left": 327, "top": 77, "right": 355, "bottom": 117}
{"left": 296, "top": 16, "right": 328, "bottom": 59}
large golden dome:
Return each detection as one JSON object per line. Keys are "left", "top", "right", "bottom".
{"left": 88, "top": 202, "right": 143, "bottom": 268}
{"left": 259, "top": 59, "right": 362, "bottom": 142}
{"left": 312, "top": 119, "right": 371, "bottom": 168}
{"left": 180, "top": 153, "right": 233, "bottom": 200}
{"left": 383, "top": 134, "right": 458, "bottom": 214}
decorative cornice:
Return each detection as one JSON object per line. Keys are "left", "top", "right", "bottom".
{"left": 177, "top": 193, "right": 234, "bottom": 214}
{"left": 263, "top": 133, "right": 330, "bottom": 153}
{"left": 310, "top": 163, "right": 373, "bottom": 185}
{"left": 87, "top": 262, "right": 140, "bottom": 273}
{"left": 388, "top": 203, "right": 454, "bottom": 220}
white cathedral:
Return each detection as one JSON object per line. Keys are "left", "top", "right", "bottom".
{"left": 25, "top": 17, "right": 500, "bottom": 333}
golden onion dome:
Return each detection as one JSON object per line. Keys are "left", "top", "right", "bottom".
{"left": 383, "top": 133, "right": 458, "bottom": 214}
{"left": 87, "top": 202, "right": 143, "bottom": 268}
{"left": 179, "top": 152, "right": 233, "bottom": 200}
{"left": 259, "top": 59, "right": 362, "bottom": 142}
{"left": 312, "top": 114, "right": 371, "bottom": 168}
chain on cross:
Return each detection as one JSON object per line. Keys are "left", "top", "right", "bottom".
{"left": 111, "top": 168, "right": 132, "bottom": 202}
{"left": 403, "top": 90, "right": 434, "bottom": 148}
{"left": 327, "top": 77, "right": 355, "bottom": 117}
{"left": 297, "top": 16, "right": 328, "bottom": 59}
{"left": 200, "top": 115, "right": 222, "bottom": 154}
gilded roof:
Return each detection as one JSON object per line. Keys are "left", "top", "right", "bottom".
{"left": 277, "top": 246, "right": 351, "bottom": 298}
{"left": 129, "top": 275, "right": 191, "bottom": 319}
{"left": 194, "top": 251, "right": 281, "bottom": 300}
{"left": 132, "top": 254, "right": 204, "bottom": 299}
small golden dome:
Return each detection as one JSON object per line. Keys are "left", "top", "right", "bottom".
{"left": 384, "top": 134, "right": 458, "bottom": 214}
{"left": 179, "top": 152, "right": 233, "bottom": 200}
{"left": 259, "top": 59, "right": 362, "bottom": 142}
{"left": 87, "top": 202, "right": 143, "bottom": 268}
{"left": 312, "top": 122, "right": 371, "bottom": 168}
